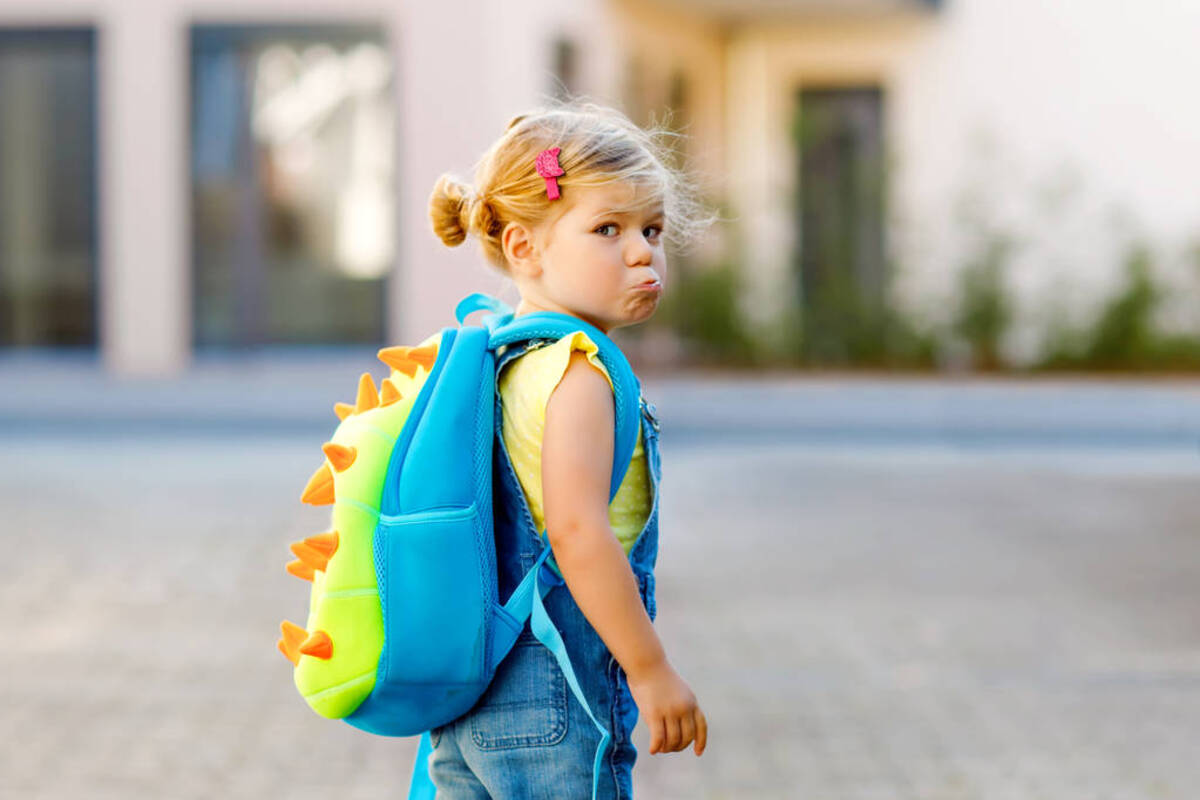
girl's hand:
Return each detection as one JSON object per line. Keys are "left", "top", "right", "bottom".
{"left": 625, "top": 659, "right": 708, "bottom": 756}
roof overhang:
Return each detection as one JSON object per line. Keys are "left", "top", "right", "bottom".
{"left": 638, "top": 0, "right": 942, "bottom": 24}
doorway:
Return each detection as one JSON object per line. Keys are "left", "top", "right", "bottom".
{"left": 793, "top": 86, "right": 887, "bottom": 364}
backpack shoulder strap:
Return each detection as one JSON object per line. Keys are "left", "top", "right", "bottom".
{"left": 457, "top": 292, "right": 641, "bottom": 503}
{"left": 492, "top": 315, "right": 641, "bottom": 501}
{"left": 458, "top": 291, "right": 648, "bottom": 503}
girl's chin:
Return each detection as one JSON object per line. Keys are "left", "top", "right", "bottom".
{"left": 621, "top": 303, "right": 660, "bottom": 328}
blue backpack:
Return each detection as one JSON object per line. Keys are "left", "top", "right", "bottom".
{"left": 278, "top": 292, "right": 642, "bottom": 799}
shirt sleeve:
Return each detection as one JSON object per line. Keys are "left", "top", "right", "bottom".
{"left": 542, "top": 331, "right": 615, "bottom": 396}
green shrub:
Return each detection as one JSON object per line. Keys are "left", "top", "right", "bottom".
{"left": 952, "top": 233, "right": 1015, "bottom": 370}
{"left": 1083, "top": 243, "right": 1158, "bottom": 366}
{"left": 1038, "top": 242, "right": 1200, "bottom": 371}
{"left": 653, "top": 258, "right": 756, "bottom": 366}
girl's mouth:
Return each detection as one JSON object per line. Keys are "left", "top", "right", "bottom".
{"left": 634, "top": 280, "right": 662, "bottom": 294}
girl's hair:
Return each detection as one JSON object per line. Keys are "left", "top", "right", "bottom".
{"left": 429, "top": 98, "right": 715, "bottom": 272}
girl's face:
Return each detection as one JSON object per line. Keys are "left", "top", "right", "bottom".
{"left": 510, "top": 181, "right": 667, "bottom": 334}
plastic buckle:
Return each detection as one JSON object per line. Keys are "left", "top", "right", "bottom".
{"left": 641, "top": 399, "right": 661, "bottom": 433}
{"left": 538, "top": 559, "right": 565, "bottom": 589}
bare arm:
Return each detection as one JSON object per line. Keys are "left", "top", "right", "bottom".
{"left": 542, "top": 350, "right": 706, "bottom": 756}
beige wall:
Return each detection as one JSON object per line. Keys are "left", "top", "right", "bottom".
{"left": 0, "top": 0, "right": 631, "bottom": 374}
{"left": 396, "top": 0, "right": 623, "bottom": 344}
{"left": 609, "top": 0, "right": 726, "bottom": 199}
{"left": 16, "top": 0, "right": 1199, "bottom": 370}
{"left": 724, "top": 15, "right": 930, "bottom": 345}
{"left": 2, "top": 0, "right": 400, "bottom": 374}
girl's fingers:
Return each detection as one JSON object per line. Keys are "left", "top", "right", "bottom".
{"left": 648, "top": 715, "right": 666, "bottom": 755}
{"left": 664, "top": 714, "right": 683, "bottom": 753}
{"left": 679, "top": 712, "right": 696, "bottom": 753}
{"left": 693, "top": 708, "right": 708, "bottom": 756}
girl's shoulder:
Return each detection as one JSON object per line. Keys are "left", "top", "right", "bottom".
{"left": 499, "top": 331, "right": 615, "bottom": 402}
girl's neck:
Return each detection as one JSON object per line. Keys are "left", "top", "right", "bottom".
{"left": 514, "top": 297, "right": 610, "bottom": 334}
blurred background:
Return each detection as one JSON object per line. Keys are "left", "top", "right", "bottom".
{"left": 3, "top": 0, "right": 1200, "bottom": 798}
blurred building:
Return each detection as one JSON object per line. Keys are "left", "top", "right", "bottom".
{"left": 3, "top": 0, "right": 1200, "bottom": 373}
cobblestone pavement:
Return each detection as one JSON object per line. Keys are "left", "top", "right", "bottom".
{"left": 3, "top": 377, "right": 1200, "bottom": 799}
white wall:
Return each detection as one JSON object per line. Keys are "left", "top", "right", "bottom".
{"left": 891, "top": 0, "right": 1200, "bottom": 358}
{"left": 729, "top": 0, "right": 1200, "bottom": 360}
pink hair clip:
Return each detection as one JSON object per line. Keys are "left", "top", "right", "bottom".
{"left": 535, "top": 147, "right": 565, "bottom": 200}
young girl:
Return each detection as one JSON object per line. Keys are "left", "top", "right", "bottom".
{"left": 426, "top": 101, "right": 713, "bottom": 799}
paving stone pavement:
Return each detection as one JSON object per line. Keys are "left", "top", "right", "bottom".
{"left": 3, "top": 381, "right": 1200, "bottom": 799}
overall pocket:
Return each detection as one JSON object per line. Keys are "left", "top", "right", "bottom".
{"left": 470, "top": 631, "right": 569, "bottom": 749}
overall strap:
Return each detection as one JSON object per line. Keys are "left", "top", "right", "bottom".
{"left": 408, "top": 544, "right": 609, "bottom": 800}
{"left": 529, "top": 542, "right": 610, "bottom": 800}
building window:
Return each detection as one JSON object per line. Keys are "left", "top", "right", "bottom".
{"left": 0, "top": 29, "right": 97, "bottom": 348}
{"left": 190, "top": 25, "right": 395, "bottom": 348}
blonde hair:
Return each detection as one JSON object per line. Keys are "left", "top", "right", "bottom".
{"left": 429, "top": 98, "right": 714, "bottom": 272}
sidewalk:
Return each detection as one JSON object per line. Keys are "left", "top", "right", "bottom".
{"left": 3, "top": 356, "right": 1200, "bottom": 798}
{"left": 4, "top": 352, "right": 1200, "bottom": 449}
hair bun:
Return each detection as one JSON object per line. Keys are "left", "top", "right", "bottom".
{"left": 469, "top": 193, "right": 502, "bottom": 240}
{"left": 428, "top": 175, "right": 473, "bottom": 247}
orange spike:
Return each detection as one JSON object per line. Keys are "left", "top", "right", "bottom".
{"left": 377, "top": 346, "right": 421, "bottom": 377}
{"left": 355, "top": 372, "right": 379, "bottom": 413}
{"left": 290, "top": 540, "right": 330, "bottom": 572}
{"left": 378, "top": 345, "right": 410, "bottom": 366}
{"left": 380, "top": 378, "right": 402, "bottom": 406}
{"left": 322, "top": 442, "right": 357, "bottom": 472}
{"left": 334, "top": 402, "right": 355, "bottom": 421}
{"left": 305, "top": 531, "right": 339, "bottom": 558}
{"left": 278, "top": 620, "right": 308, "bottom": 666}
{"left": 394, "top": 360, "right": 421, "bottom": 378}
{"left": 409, "top": 344, "right": 438, "bottom": 370}
{"left": 299, "top": 630, "right": 333, "bottom": 660}
{"left": 285, "top": 559, "right": 315, "bottom": 581}
{"left": 300, "top": 463, "right": 335, "bottom": 505}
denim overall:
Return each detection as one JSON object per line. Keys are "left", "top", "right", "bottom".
{"left": 427, "top": 337, "right": 663, "bottom": 800}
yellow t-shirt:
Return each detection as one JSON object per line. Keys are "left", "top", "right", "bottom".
{"left": 497, "top": 331, "right": 652, "bottom": 555}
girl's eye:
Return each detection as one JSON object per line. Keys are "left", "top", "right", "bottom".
{"left": 594, "top": 223, "right": 664, "bottom": 240}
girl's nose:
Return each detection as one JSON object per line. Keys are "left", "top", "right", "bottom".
{"left": 625, "top": 237, "right": 653, "bottom": 267}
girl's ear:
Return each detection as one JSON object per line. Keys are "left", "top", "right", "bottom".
{"left": 502, "top": 221, "right": 542, "bottom": 278}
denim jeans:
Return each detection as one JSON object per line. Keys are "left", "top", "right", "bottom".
{"left": 427, "top": 339, "right": 662, "bottom": 800}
